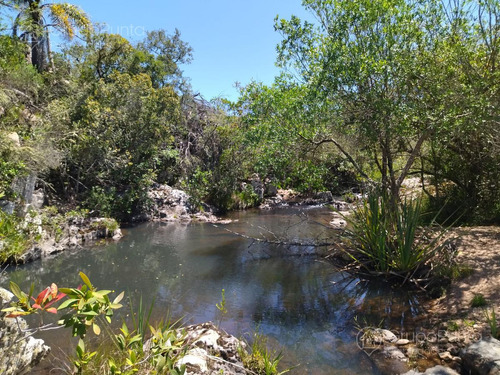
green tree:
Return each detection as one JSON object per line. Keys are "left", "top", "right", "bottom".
{"left": 274, "top": 0, "right": 463, "bottom": 205}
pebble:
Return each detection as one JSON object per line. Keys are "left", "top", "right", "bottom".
{"left": 396, "top": 339, "right": 411, "bottom": 346}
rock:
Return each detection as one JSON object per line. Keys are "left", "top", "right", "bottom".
{"left": 249, "top": 175, "right": 264, "bottom": 200}
{"left": 0, "top": 287, "right": 51, "bottom": 375}
{"left": 396, "top": 339, "right": 411, "bottom": 346}
{"left": 439, "top": 351, "right": 453, "bottom": 361}
{"left": 402, "top": 365, "right": 460, "bottom": 375}
{"left": 424, "top": 365, "right": 460, "bottom": 374}
{"left": 31, "top": 189, "right": 44, "bottom": 210}
{"left": 112, "top": 228, "right": 123, "bottom": 240}
{"left": 314, "top": 191, "right": 334, "bottom": 202}
{"left": 146, "top": 184, "right": 222, "bottom": 223}
{"left": 7, "top": 132, "right": 20, "bottom": 147}
{"left": 167, "top": 322, "right": 246, "bottom": 375}
{"left": 372, "top": 346, "right": 409, "bottom": 374}
{"left": 461, "top": 337, "right": 500, "bottom": 375}
{"left": 374, "top": 328, "right": 399, "bottom": 343}
{"left": 264, "top": 179, "right": 278, "bottom": 197}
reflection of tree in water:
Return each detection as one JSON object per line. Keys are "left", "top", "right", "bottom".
{"left": 3, "top": 208, "right": 425, "bottom": 374}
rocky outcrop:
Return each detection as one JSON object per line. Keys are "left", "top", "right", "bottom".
{"left": 0, "top": 288, "right": 50, "bottom": 375}
{"left": 14, "top": 216, "right": 122, "bottom": 264}
{"left": 144, "top": 184, "right": 222, "bottom": 223}
{"left": 461, "top": 337, "right": 500, "bottom": 375}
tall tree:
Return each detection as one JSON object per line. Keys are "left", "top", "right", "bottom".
{"left": 10, "top": 0, "right": 91, "bottom": 71}
{"left": 274, "top": 0, "right": 463, "bottom": 203}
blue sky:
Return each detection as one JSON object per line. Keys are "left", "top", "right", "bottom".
{"left": 59, "top": 0, "right": 311, "bottom": 101}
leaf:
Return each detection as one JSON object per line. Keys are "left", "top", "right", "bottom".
{"left": 46, "top": 307, "right": 58, "bottom": 314}
{"left": 113, "top": 291, "right": 125, "bottom": 304}
{"left": 58, "top": 298, "right": 77, "bottom": 310}
{"left": 93, "top": 323, "right": 101, "bottom": 335}
{"left": 50, "top": 283, "right": 58, "bottom": 299}
{"left": 9, "top": 281, "right": 24, "bottom": 300}
{"left": 79, "top": 272, "right": 92, "bottom": 289}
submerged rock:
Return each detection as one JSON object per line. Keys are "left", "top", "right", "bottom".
{"left": 0, "top": 287, "right": 50, "bottom": 375}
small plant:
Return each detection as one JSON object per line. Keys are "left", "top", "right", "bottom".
{"left": 471, "top": 294, "right": 487, "bottom": 308}
{"left": 447, "top": 320, "right": 460, "bottom": 332}
{"left": 216, "top": 288, "right": 228, "bottom": 328}
{"left": 484, "top": 308, "right": 498, "bottom": 339}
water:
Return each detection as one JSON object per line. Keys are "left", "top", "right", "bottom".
{"left": 3, "top": 207, "right": 423, "bottom": 374}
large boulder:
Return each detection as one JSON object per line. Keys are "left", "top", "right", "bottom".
{"left": 0, "top": 287, "right": 51, "bottom": 375}
{"left": 461, "top": 337, "right": 500, "bottom": 375}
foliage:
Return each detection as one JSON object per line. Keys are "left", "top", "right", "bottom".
{"left": 239, "top": 330, "right": 290, "bottom": 375}
{"left": 0, "top": 210, "right": 37, "bottom": 263}
{"left": 1, "top": 272, "right": 189, "bottom": 374}
{"left": 341, "top": 190, "right": 449, "bottom": 284}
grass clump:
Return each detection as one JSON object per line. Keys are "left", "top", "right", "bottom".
{"left": 484, "top": 308, "right": 499, "bottom": 339}
{"left": 239, "top": 331, "right": 291, "bottom": 375}
{"left": 470, "top": 294, "right": 487, "bottom": 308}
{"left": 340, "top": 190, "right": 451, "bottom": 287}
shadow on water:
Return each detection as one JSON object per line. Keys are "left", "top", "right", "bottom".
{"left": 3, "top": 207, "right": 424, "bottom": 374}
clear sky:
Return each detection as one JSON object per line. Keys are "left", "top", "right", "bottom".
{"left": 59, "top": 0, "right": 312, "bottom": 101}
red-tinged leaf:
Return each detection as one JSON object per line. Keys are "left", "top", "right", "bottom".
{"left": 6, "top": 311, "right": 31, "bottom": 318}
{"left": 35, "top": 288, "right": 50, "bottom": 305}
{"left": 44, "top": 292, "right": 66, "bottom": 308}
{"left": 33, "top": 303, "right": 42, "bottom": 310}
{"left": 45, "top": 307, "right": 57, "bottom": 314}
{"left": 50, "top": 283, "right": 58, "bottom": 299}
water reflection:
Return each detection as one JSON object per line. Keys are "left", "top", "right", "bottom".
{"left": 3, "top": 207, "right": 422, "bottom": 374}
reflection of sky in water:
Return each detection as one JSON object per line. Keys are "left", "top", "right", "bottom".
{"left": 3, "top": 207, "right": 422, "bottom": 374}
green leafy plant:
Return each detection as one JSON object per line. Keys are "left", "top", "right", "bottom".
{"left": 470, "top": 294, "right": 487, "bottom": 308}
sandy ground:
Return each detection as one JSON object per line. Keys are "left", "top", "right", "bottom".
{"left": 426, "top": 226, "right": 500, "bottom": 330}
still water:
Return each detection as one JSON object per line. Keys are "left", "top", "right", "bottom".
{"left": 4, "top": 207, "right": 422, "bottom": 374}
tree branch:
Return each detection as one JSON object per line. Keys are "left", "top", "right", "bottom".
{"left": 298, "top": 133, "right": 374, "bottom": 183}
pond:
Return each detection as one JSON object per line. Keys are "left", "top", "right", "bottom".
{"left": 4, "top": 207, "right": 423, "bottom": 374}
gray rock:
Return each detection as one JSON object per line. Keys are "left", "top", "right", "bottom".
{"left": 314, "top": 191, "right": 334, "bottom": 202}
{"left": 31, "top": 189, "right": 44, "bottom": 210}
{"left": 462, "top": 337, "right": 500, "bottom": 375}
{"left": 403, "top": 365, "right": 460, "bottom": 375}
{"left": 0, "top": 288, "right": 51, "bottom": 375}
{"left": 161, "top": 322, "right": 247, "bottom": 375}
